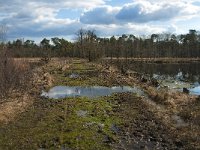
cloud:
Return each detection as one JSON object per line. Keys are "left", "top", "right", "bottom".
{"left": 80, "top": 6, "right": 119, "bottom": 24}
{"left": 116, "top": 1, "right": 180, "bottom": 23}
{"left": 0, "top": 0, "right": 105, "bottom": 39}
{"left": 83, "top": 23, "right": 178, "bottom": 37}
{"left": 0, "top": 0, "right": 200, "bottom": 40}
{"left": 8, "top": 19, "right": 80, "bottom": 38}
{"left": 80, "top": 0, "right": 200, "bottom": 24}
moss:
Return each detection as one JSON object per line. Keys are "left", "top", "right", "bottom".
{"left": 0, "top": 59, "right": 141, "bottom": 149}
{"left": 0, "top": 95, "right": 121, "bottom": 150}
{"left": 52, "top": 60, "right": 109, "bottom": 86}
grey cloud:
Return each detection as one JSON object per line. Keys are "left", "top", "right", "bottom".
{"left": 116, "top": 3, "right": 180, "bottom": 23}
{"left": 0, "top": 0, "right": 103, "bottom": 39}
{"left": 80, "top": 3, "right": 178, "bottom": 25}
{"left": 80, "top": 1, "right": 199, "bottom": 24}
{"left": 116, "top": 4, "right": 144, "bottom": 22}
{"left": 13, "top": 12, "right": 36, "bottom": 22}
{"left": 7, "top": 21, "right": 82, "bottom": 38}
{"left": 80, "top": 7, "right": 117, "bottom": 24}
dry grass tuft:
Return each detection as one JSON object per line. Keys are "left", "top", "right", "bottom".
{"left": 0, "top": 49, "right": 30, "bottom": 100}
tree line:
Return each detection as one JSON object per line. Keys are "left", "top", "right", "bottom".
{"left": 1, "top": 29, "right": 200, "bottom": 61}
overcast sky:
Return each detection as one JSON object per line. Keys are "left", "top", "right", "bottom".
{"left": 1, "top": 0, "right": 200, "bottom": 42}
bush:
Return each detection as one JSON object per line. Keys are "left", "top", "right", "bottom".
{"left": 0, "top": 48, "right": 30, "bottom": 100}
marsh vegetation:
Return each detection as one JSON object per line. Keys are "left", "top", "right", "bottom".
{"left": 0, "top": 26, "right": 200, "bottom": 149}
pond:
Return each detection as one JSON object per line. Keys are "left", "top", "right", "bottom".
{"left": 114, "top": 60, "right": 200, "bottom": 95}
{"left": 127, "top": 61, "right": 200, "bottom": 79}
{"left": 41, "top": 86, "right": 145, "bottom": 99}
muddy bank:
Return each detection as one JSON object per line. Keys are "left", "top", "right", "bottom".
{"left": 103, "top": 57, "right": 200, "bottom": 63}
{"left": 100, "top": 59, "right": 200, "bottom": 149}
{"left": 112, "top": 93, "right": 188, "bottom": 149}
{"left": 0, "top": 58, "right": 199, "bottom": 149}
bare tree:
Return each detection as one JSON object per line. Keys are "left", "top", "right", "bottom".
{"left": 76, "top": 28, "right": 86, "bottom": 58}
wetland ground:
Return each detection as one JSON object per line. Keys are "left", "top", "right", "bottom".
{"left": 0, "top": 58, "right": 199, "bottom": 149}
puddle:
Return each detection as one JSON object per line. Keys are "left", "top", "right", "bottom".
{"left": 76, "top": 110, "right": 88, "bottom": 117}
{"left": 189, "top": 86, "right": 200, "bottom": 95}
{"left": 110, "top": 124, "right": 120, "bottom": 134}
{"left": 41, "top": 86, "right": 145, "bottom": 99}
{"left": 69, "top": 73, "right": 79, "bottom": 79}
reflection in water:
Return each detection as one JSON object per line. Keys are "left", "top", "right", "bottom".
{"left": 114, "top": 60, "right": 200, "bottom": 95}
{"left": 127, "top": 61, "right": 200, "bottom": 77}
{"left": 190, "top": 86, "right": 200, "bottom": 95}
{"left": 118, "top": 61, "right": 200, "bottom": 83}
{"left": 153, "top": 72, "right": 200, "bottom": 95}
{"left": 41, "top": 86, "right": 144, "bottom": 99}
{"left": 153, "top": 72, "right": 192, "bottom": 89}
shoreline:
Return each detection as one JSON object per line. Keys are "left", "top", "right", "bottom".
{"left": 102, "top": 57, "right": 200, "bottom": 63}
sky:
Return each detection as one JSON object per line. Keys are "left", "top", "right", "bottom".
{"left": 0, "top": 0, "right": 200, "bottom": 42}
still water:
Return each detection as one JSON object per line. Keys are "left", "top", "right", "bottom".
{"left": 127, "top": 61, "right": 200, "bottom": 78}
{"left": 41, "top": 86, "right": 144, "bottom": 99}
{"left": 152, "top": 72, "right": 200, "bottom": 95}
{"left": 116, "top": 61, "right": 200, "bottom": 95}
{"left": 190, "top": 86, "right": 200, "bottom": 95}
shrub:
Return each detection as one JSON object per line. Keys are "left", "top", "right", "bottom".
{"left": 0, "top": 48, "right": 30, "bottom": 100}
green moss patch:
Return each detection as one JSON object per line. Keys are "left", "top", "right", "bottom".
{"left": 0, "top": 96, "right": 122, "bottom": 150}
{"left": 52, "top": 60, "right": 112, "bottom": 86}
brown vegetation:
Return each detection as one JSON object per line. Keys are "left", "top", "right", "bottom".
{"left": 0, "top": 49, "right": 30, "bottom": 100}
